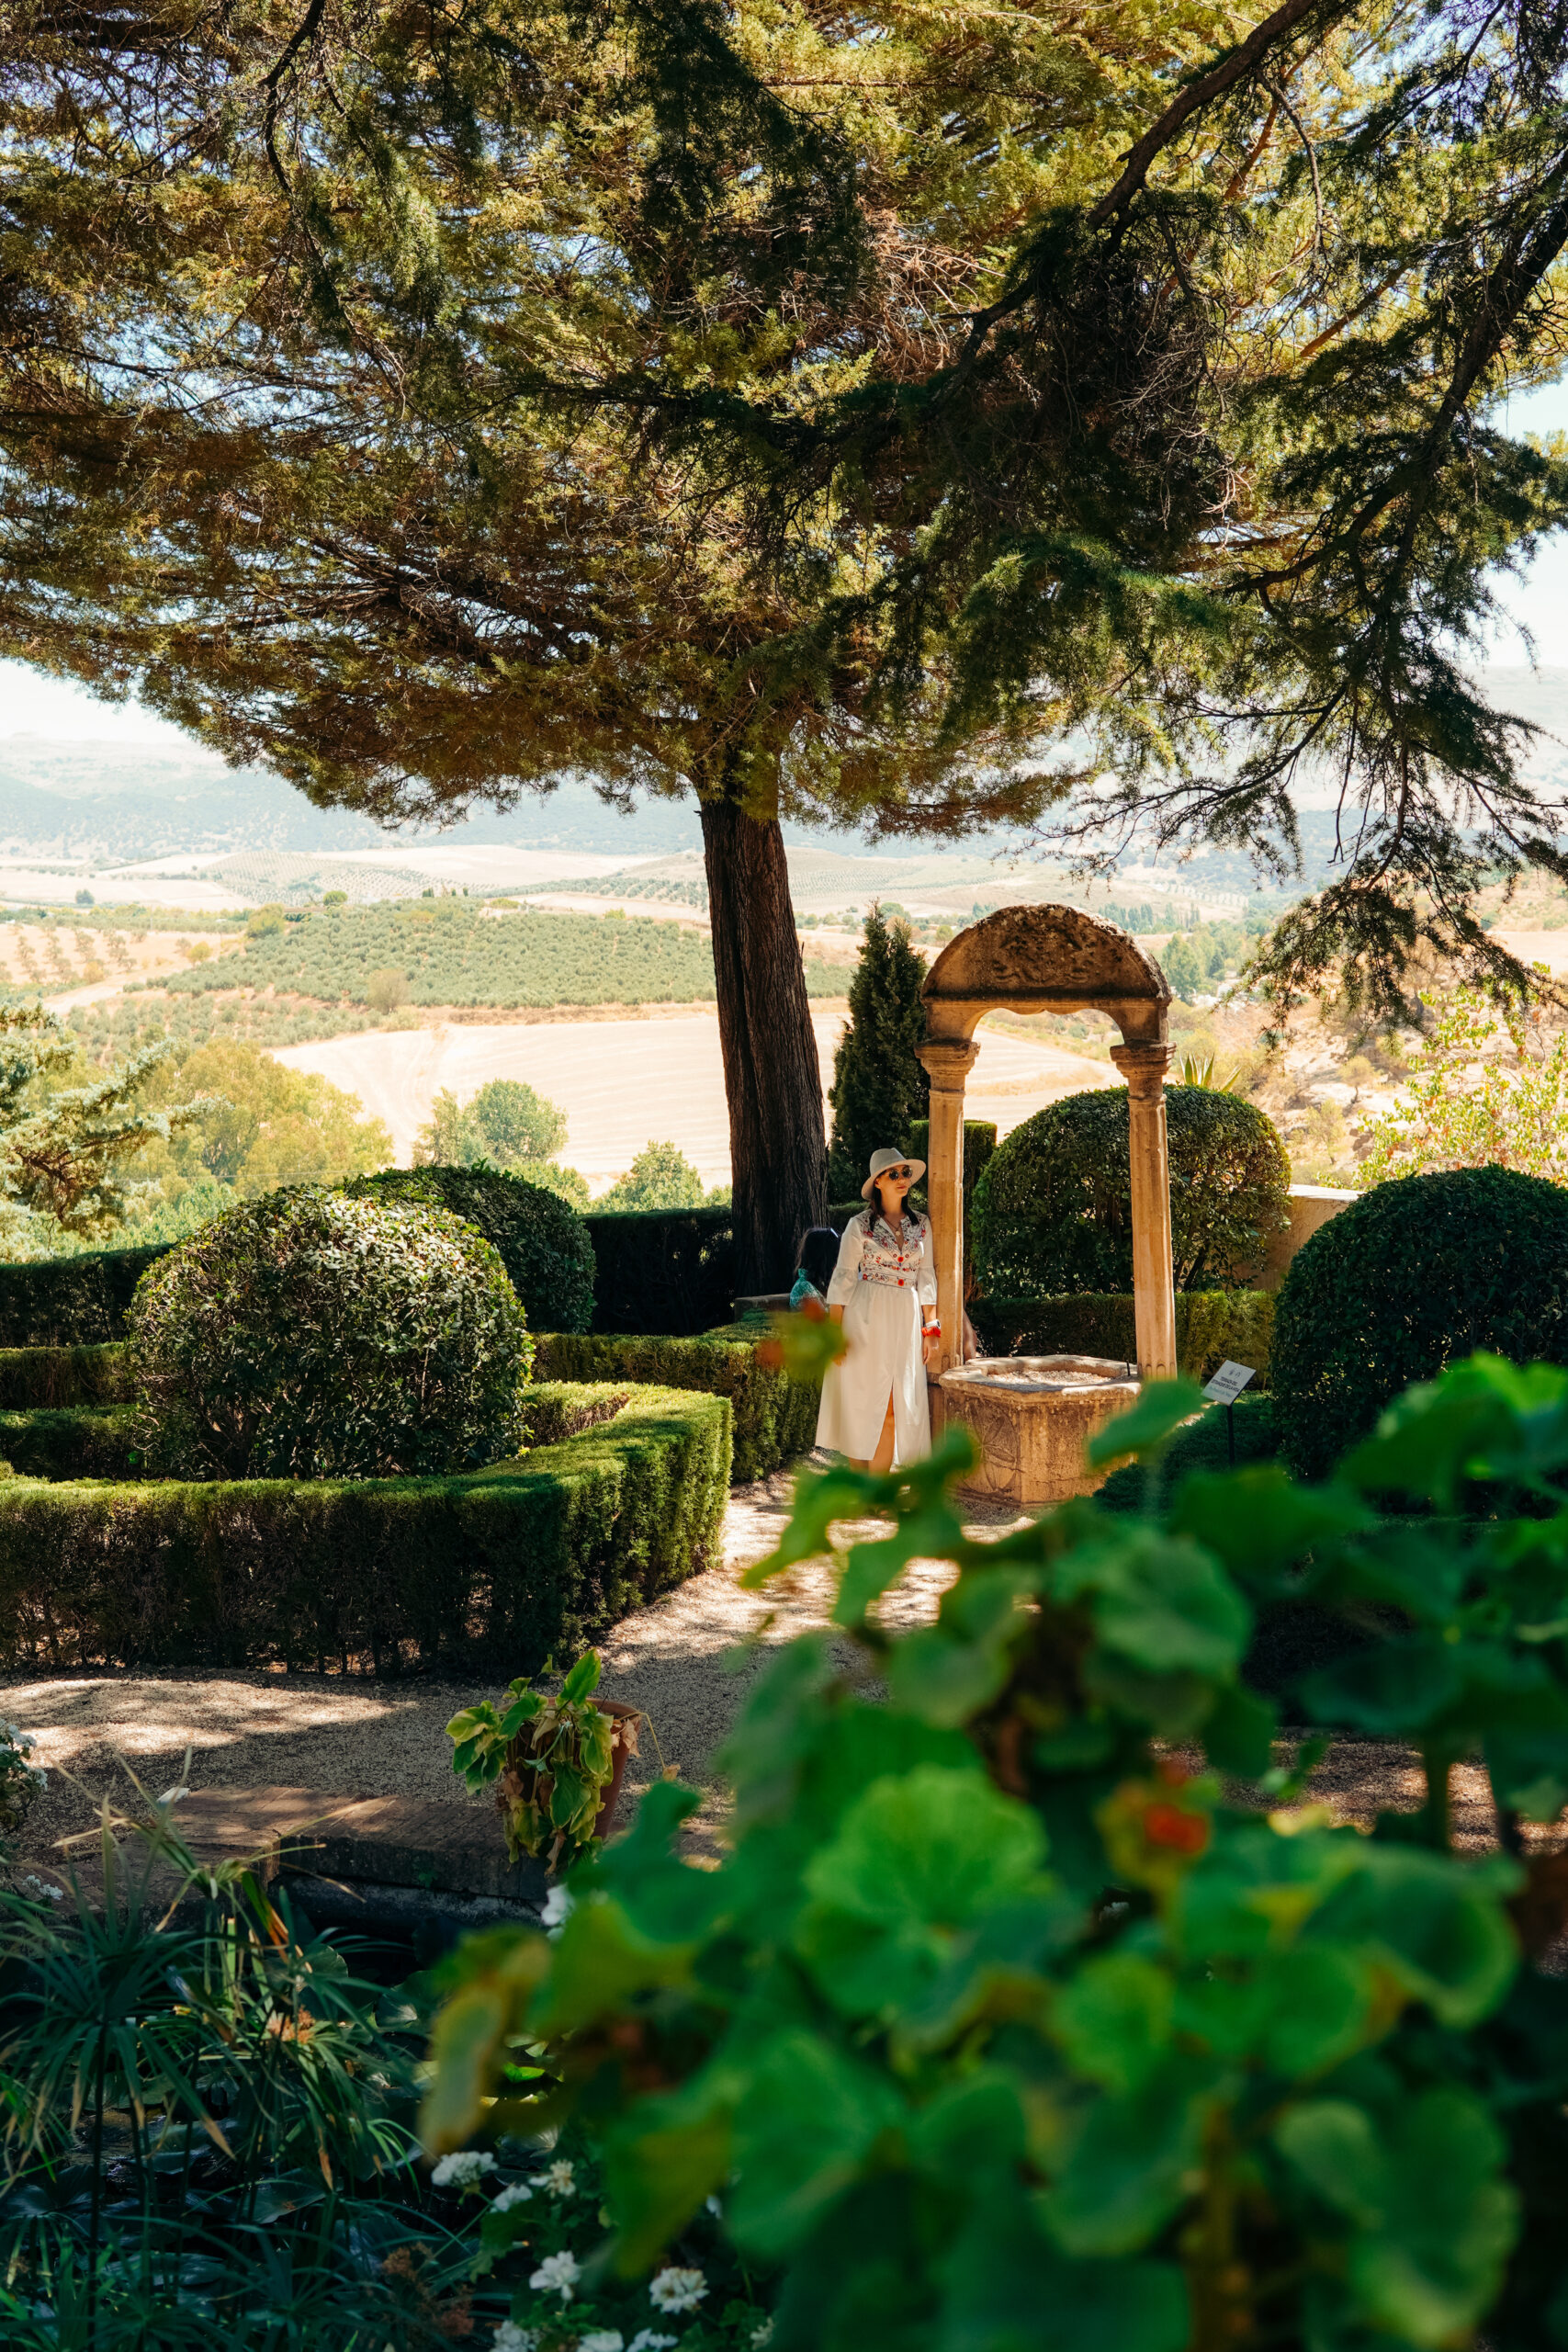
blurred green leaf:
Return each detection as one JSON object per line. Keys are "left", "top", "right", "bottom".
{"left": 1086, "top": 1380, "right": 1206, "bottom": 1470}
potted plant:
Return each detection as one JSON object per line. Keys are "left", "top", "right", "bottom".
{"left": 445, "top": 1652, "right": 641, "bottom": 1872}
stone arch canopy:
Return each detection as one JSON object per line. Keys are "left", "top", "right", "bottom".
{"left": 916, "top": 901, "right": 1178, "bottom": 1383}
{"left": 922, "top": 904, "right": 1171, "bottom": 1046}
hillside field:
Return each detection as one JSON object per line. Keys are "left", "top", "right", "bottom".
{"left": 148, "top": 899, "right": 841, "bottom": 1012}
{"left": 273, "top": 1012, "right": 1119, "bottom": 1188}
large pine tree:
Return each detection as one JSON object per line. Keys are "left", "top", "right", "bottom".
{"left": 827, "top": 909, "right": 930, "bottom": 1199}
{"left": 4, "top": 0, "right": 1568, "bottom": 1278}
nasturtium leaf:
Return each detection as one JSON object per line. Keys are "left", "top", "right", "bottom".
{"left": 1053, "top": 1951, "right": 1174, "bottom": 2094}
{"left": 1086, "top": 1379, "right": 1206, "bottom": 1470}
{"left": 526, "top": 1894, "right": 698, "bottom": 2038}
{"left": 1281, "top": 2088, "right": 1518, "bottom": 2347}
{"left": 602, "top": 2086, "right": 731, "bottom": 2274}
{"left": 1299, "top": 1637, "right": 1464, "bottom": 1735}
{"left": 1274, "top": 2097, "right": 1382, "bottom": 2222}
{"left": 1058, "top": 1527, "right": 1251, "bottom": 1677}
{"left": 939, "top": 2178, "right": 1189, "bottom": 2352}
{"left": 892, "top": 1895, "right": 1081, "bottom": 2052}
{"left": 1348, "top": 2089, "right": 1517, "bottom": 2347}
{"left": 1171, "top": 1467, "right": 1370, "bottom": 1586}
{"left": 584, "top": 1779, "right": 722, "bottom": 1947}
{"left": 834, "top": 1498, "right": 967, "bottom": 1629}
{"left": 907, "top": 2068, "right": 1027, "bottom": 2177}
{"left": 1345, "top": 1363, "right": 1527, "bottom": 1506}
{"left": 1252, "top": 1945, "right": 1381, "bottom": 2078}
{"left": 420, "top": 1928, "right": 550, "bottom": 2153}
{"left": 803, "top": 1766, "right": 1051, "bottom": 1930}
{"left": 1313, "top": 1848, "right": 1519, "bottom": 2029}
{"left": 1201, "top": 1680, "right": 1278, "bottom": 1778}
{"left": 1043, "top": 2052, "right": 1221, "bottom": 2256}
{"left": 726, "top": 2028, "right": 908, "bottom": 2257}
{"left": 1483, "top": 1684, "right": 1568, "bottom": 1821}
{"left": 885, "top": 1567, "right": 1036, "bottom": 1726}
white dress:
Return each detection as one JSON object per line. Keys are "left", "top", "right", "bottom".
{"left": 815, "top": 1210, "right": 936, "bottom": 1466}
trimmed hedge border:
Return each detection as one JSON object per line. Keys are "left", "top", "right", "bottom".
{"left": 971, "top": 1291, "right": 1276, "bottom": 1387}
{"left": 0, "top": 1247, "right": 165, "bottom": 1348}
{"left": 0, "top": 1405, "right": 142, "bottom": 1482}
{"left": 536, "top": 1330, "right": 817, "bottom": 1481}
{"left": 0, "top": 1383, "right": 730, "bottom": 1672}
{"left": 0, "top": 1381, "right": 631, "bottom": 1482}
{"left": 0, "top": 1343, "right": 132, "bottom": 1408}
{"left": 0, "top": 1204, "right": 880, "bottom": 1349}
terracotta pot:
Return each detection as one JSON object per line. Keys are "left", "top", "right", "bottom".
{"left": 592, "top": 1701, "right": 643, "bottom": 1840}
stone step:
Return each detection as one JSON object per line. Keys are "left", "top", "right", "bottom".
{"left": 25, "top": 1784, "right": 549, "bottom": 1916}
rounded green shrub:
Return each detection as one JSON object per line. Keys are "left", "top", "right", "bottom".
{"left": 130, "top": 1186, "right": 532, "bottom": 1479}
{"left": 1272, "top": 1165, "right": 1568, "bottom": 1477}
{"left": 351, "top": 1163, "right": 595, "bottom": 1334}
{"left": 971, "top": 1084, "right": 1289, "bottom": 1295}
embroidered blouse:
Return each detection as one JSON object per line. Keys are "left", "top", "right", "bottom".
{"left": 825, "top": 1209, "right": 938, "bottom": 1308}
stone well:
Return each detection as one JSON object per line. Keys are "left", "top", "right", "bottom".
{"left": 938, "top": 1354, "right": 1142, "bottom": 1507}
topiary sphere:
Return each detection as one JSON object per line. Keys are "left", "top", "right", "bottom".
{"left": 130, "top": 1187, "right": 533, "bottom": 1480}
{"left": 970, "top": 1084, "right": 1290, "bottom": 1297}
{"left": 349, "top": 1164, "right": 595, "bottom": 1335}
{"left": 1272, "top": 1166, "right": 1568, "bottom": 1478}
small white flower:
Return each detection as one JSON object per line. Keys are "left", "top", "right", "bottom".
{"left": 649, "top": 2267, "right": 708, "bottom": 2315}
{"left": 14, "top": 1732, "right": 35, "bottom": 1752}
{"left": 628, "top": 2335, "right": 678, "bottom": 2352}
{"left": 490, "top": 2180, "right": 533, "bottom": 2214}
{"left": 705, "top": 2194, "right": 722, "bottom": 2216}
{"left": 28, "top": 1768, "right": 45, "bottom": 1788}
{"left": 580, "top": 2334, "right": 624, "bottom": 2352}
{"left": 528, "top": 2250, "right": 580, "bottom": 2301}
{"left": 19, "top": 1874, "right": 62, "bottom": 1902}
{"left": 432, "top": 2150, "right": 497, "bottom": 2189}
{"left": 492, "top": 2326, "right": 538, "bottom": 2352}
{"left": 751, "top": 2324, "right": 774, "bottom": 2348}
{"left": 541, "top": 1884, "right": 575, "bottom": 1935}
{"left": 543, "top": 2158, "right": 577, "bottom": 2197}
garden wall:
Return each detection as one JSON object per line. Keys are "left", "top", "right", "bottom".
{"left": 0, "top": 1383, "right": 730, "bottom": 1673}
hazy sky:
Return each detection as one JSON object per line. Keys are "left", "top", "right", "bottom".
{"left": 4, "top": 377, "right": 1568, "bottom": 748}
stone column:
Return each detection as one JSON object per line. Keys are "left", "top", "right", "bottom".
{"left": 916, "top": 1037, "right": 979, "bottom": 1380}
{"left": 1109, "top": 1040, "right": 1178, "bottom": 1380}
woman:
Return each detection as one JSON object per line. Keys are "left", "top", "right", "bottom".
{"left": 816, "top": 1148, "right": 938, "bottom": 1473}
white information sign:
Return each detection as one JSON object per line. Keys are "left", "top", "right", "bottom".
{"left": 1203, "top": 1360, "right": 1257, "bottom": 1406}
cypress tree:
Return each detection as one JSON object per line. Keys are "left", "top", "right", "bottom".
{"left": 827, "top": 909, "right": 930, "bottom": 1199}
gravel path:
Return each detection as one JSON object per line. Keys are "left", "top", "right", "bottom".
{"left": 1, "top": 1474, "right": 1016, "bottom": 1862}
{"left": 0, "top": 1473, "right": 1517, "bottom": 1867}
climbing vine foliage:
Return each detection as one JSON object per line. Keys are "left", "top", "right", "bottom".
{"left": 424, "top": 1354, "right": 1568, "bottom": 2352}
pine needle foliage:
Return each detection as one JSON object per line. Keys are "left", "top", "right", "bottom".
{"left": 827, "top": 906, "right": 930, "bottom": 1197}
{"left": 4, "top": 0, "right": 1568, "bottom": 1118}
{"left": 0, "top": 1004, "right": 204, "bottom": 1249}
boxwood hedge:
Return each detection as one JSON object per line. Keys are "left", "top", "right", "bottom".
{"left": 0, "top": 1384, "right": 729, "bottom": 1672}
{"left": 536, "top": 1329, "right": 818, "bottom": 1480}
{"left": 0, "top": 1343, "right": 132, "bottom": 1408}
{"left": 1272, "top": 1165, "right": 1568, "bottom": 1477}
{"left": 971, "top": 1289, "right": 1276, "bottom": 1386}
{"left": 0, "top": 1405, "right": 142, "bottom": 1482}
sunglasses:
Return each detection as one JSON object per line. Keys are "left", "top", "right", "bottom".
{"left": 882, "top": 1164, "right": 913, "bottom": 1181}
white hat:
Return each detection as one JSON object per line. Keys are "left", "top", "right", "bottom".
{"left": 861, "top": 1146, "right": 926, "bottom": 1199}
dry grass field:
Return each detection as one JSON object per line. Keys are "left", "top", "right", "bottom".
{"left": 271, "top": 1008, "right": 1120, "bottom": 1190}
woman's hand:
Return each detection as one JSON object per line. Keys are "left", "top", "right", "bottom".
{"left": 921, "top": 1330, "right": 938, "bottom": 1367}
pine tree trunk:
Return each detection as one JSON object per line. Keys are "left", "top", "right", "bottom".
{"left": 701, "top": 797, "right": 827, "bottom": 1295}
